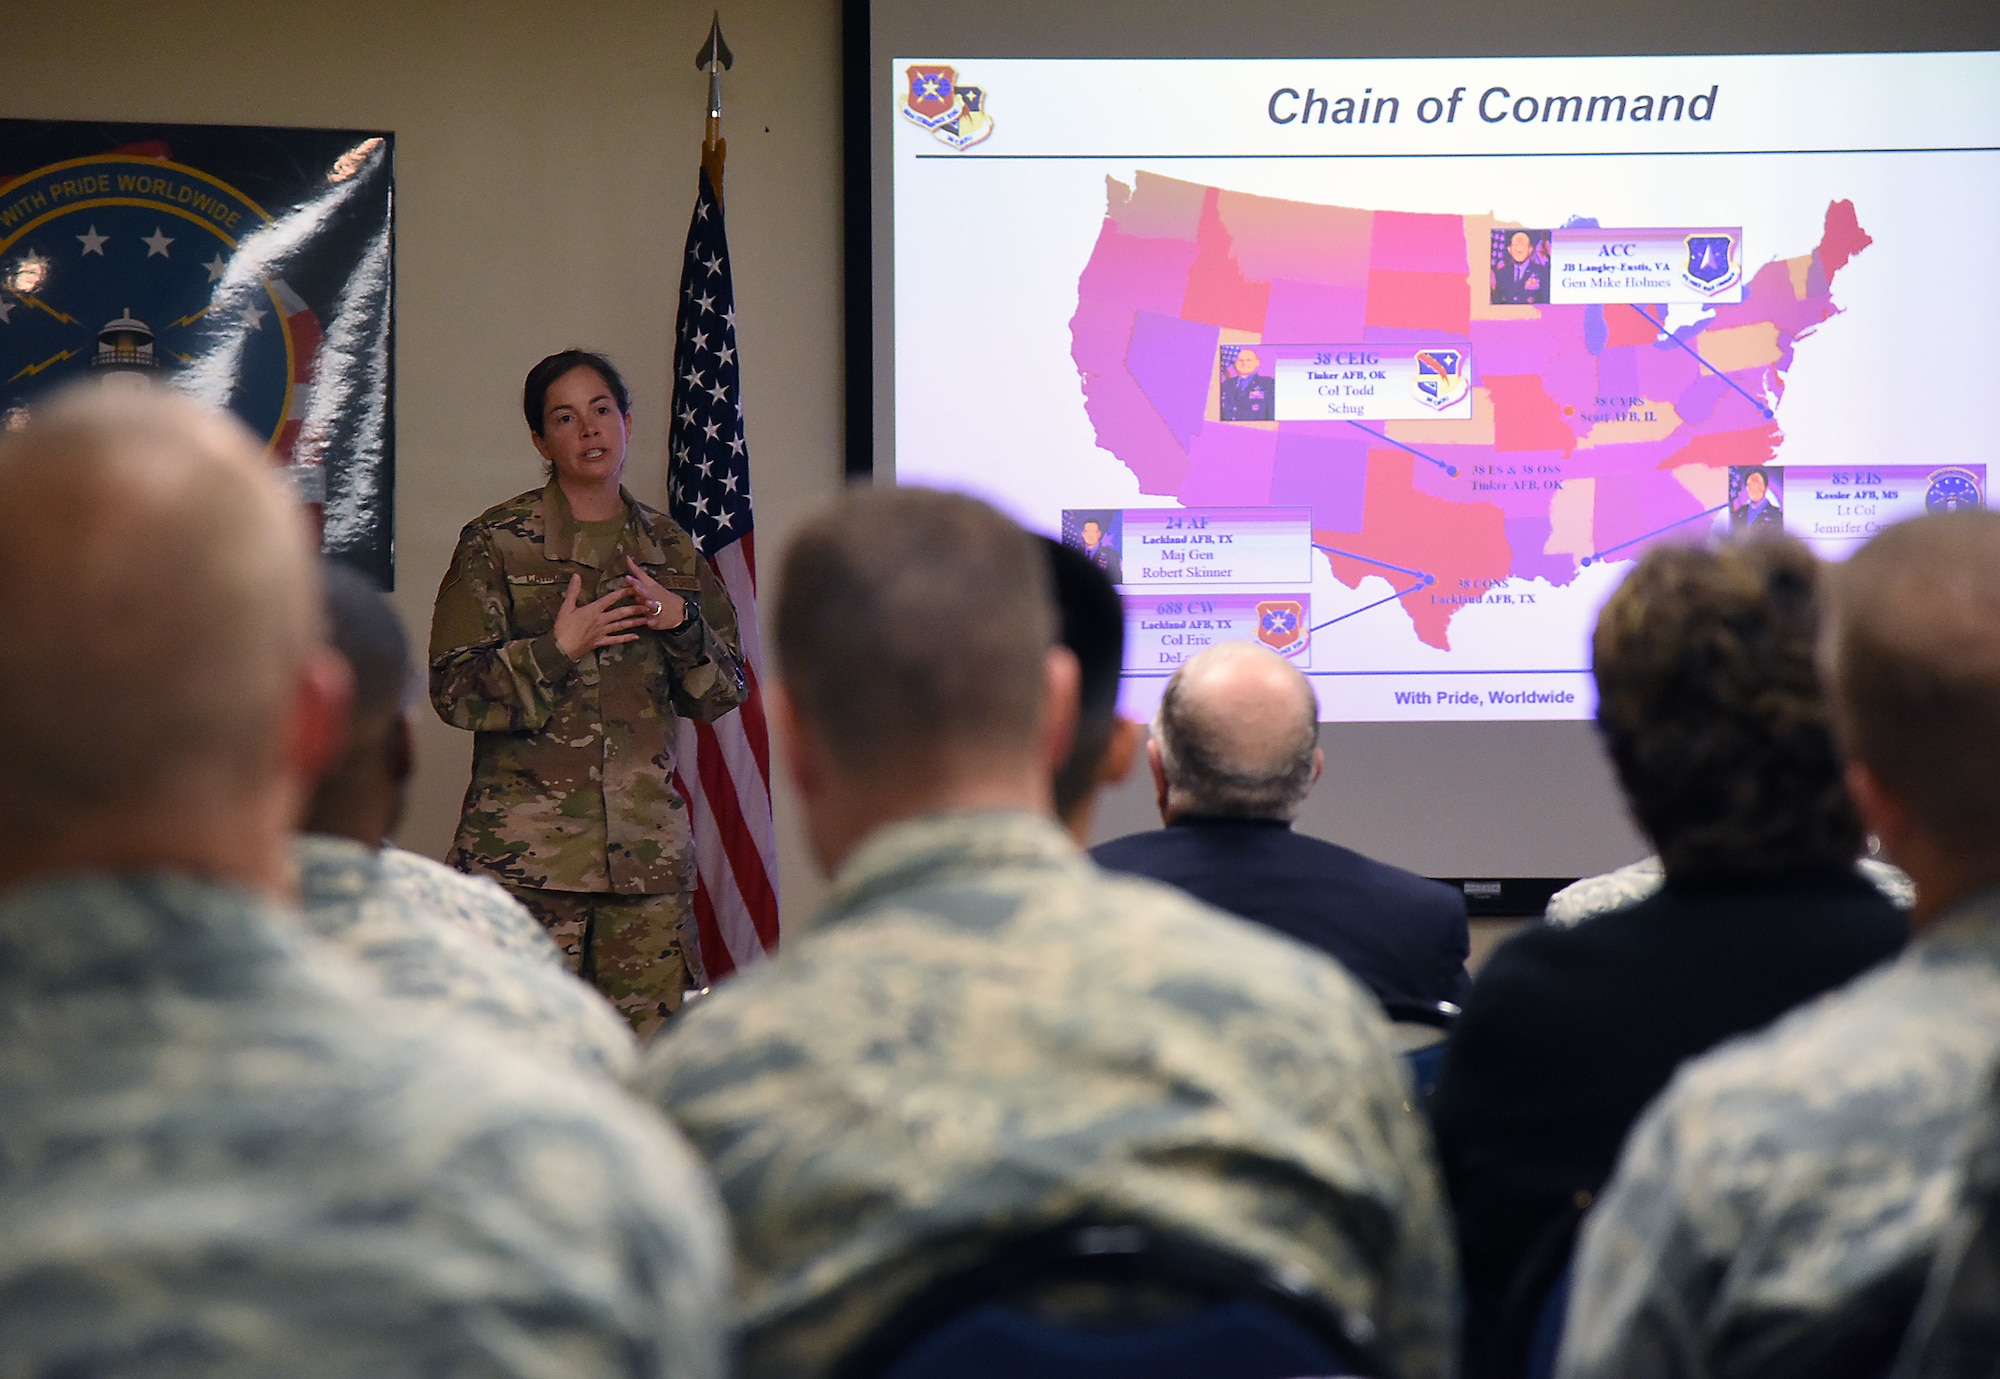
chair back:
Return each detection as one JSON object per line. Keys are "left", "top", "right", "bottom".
{"left": 1490, "top": 1198, "right": 1586, "bottom": 1379}
{"left": 1519, "top": 1263, "right": 1572, "bottom": 1379}
{"left": 833, "top": 1220, "right": 1379, "bottom": 1379}
{"left": 1383, "top": 998, "right": 1460, "bottom": 1104}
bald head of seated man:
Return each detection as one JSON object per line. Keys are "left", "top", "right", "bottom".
{"left": 637, "top": 486, "right": 1457, "bottom": 1379}
{"left": 0, "top": 387, "right": 728, "bottom": 1379}
{"left": 1093, "top": 640, "right": 1472, "bottom": 1013}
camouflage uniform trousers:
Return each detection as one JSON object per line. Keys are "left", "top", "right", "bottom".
{"left": 505, "top": 885, "right": 705, "bottom": 1039}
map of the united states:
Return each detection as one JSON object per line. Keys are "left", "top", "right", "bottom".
{"left": 1070, "top": 171, "right": 1872, "bottom": 649}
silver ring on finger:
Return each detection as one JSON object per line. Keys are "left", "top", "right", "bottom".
{"left": 648, "top": 599, "right": 663, "bottom": 617}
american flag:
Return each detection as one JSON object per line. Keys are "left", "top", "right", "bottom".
{"left": 667, "top": 166, "right": 779, "bottom": 979}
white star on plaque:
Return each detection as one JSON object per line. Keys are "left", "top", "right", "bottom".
{"left": 142, "top": 227, "right": 175, "bottom": 257}
{"left": 76, "top": 226, "right": 108, "bottom": 256}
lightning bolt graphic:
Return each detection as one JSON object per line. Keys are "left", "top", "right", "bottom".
{"left": 13, "top": 294, "right": 78, "bottom": 327}
{"left": 8, "top": 348, "right": 78, "bottom": 383}
{"left": 168, "top": 306, "right": 210, "bottom": 329}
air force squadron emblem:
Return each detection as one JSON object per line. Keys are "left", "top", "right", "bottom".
{"left": 900, "top": 64, "right": 995, "bottom": 150}
{"left": 1256, "top": 600, "right": 1308, "bottom": 656}
{"left": 903, "top": 66, "right": 957, "bottom": 128}
{"left": 1682, "top": 233, "right": 1740, "bottom": 296}
{"left": 0, "top": 154, "right": 316, "bottom": 463}
{"left": 1411, "top": 348, "right": 1470, "bottom": 412}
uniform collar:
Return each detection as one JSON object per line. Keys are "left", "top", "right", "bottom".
{"left": 1912, "top": 884, "right": 2000, "bottom": 967}
{"left": 0, "top": 872, "right": 298, "bottom": 992}
{"left": 537, "top": 478, "right": 671, "bottom": 568}
{"left": 821, "top": 810, "right": 1085, "bottom": 926}
{"left": 295, "top": 833, "right": 387, "bottom": 908}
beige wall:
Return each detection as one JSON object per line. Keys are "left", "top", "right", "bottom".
{"left": 11, "top": 0, "right": 846, "bottom": 925}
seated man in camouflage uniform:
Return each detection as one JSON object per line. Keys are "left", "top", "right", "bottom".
{"left": 1042, "top": 534, "right": 1143, "bottom": 842}
{"left": 296, "top": 562, "right": 638, "bottom": 1082}
{"left": 637, "top": 487, "right": 1456, "bottom": 1379}
{"left": 0, "top": 388, "right": 727, "bottom": 1379}
{"left": 1559, "top": 511, "right": 2000, "bottom": 1379}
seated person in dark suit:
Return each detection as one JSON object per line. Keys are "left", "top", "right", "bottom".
{"left": 1092, "top": 640, "right": 1471, "bottom": 1010}
{"left": 1429, "top": 536, "right": 1908, "bottom": 1379}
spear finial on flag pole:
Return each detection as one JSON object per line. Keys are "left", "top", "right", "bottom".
{"left": 695, "top": 12, "right": 733, "bottom": 199}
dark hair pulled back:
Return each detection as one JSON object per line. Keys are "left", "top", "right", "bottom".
{"left": 522, "top": 350, "right": 630, "bottom": 437}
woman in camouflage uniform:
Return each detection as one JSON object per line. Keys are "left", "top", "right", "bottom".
{"left": 430, "top": 351, "right": 747, "bottom": 1037}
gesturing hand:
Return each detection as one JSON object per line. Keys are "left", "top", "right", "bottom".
{"left": 553, "top": 574, "right": 649, "bottom": 661}
{"left": 623, "top": 557, "right": 689, "bottom": 632}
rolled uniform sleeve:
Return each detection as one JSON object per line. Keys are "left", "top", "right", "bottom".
{"left": 430, "top": 526, "right": 577, "bottom": 732}
{"left": 657, "top": 551, "right": 746, "bottom": 724}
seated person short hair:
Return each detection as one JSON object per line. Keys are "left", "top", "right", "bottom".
{"left": 1041, "top": 536, "right": 1125, "bottom": 820}
{"left": 1591, "top": 536, "right": 1862, "bottom": 883}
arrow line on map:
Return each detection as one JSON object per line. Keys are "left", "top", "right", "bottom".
{"left": 1310, "top": 580, "right": 1431, "bottom": 633}
{"left": 1345, "top": 421, "right": 1460, "bottom": 477}
{"left": 1312, "top": 543, "right": 1435, "bottom": 582}
{"left": 1626, "top": 305, "right": 1776, "bottom": 419}
{"left": 1580, "top": 501, "right": 1732, "bottom": 566}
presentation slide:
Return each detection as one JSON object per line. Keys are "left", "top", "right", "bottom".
{"left": 889, "top": 53, "right": 2000, "bottom": 723}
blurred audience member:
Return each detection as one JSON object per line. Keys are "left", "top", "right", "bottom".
{"left": 1559, "top": 514, "right": 2000, "bottom": 1379}
{"left": 1093, "top": 640, "right": 1471, "bottom": 1011}
{"left": 1435, "top": 537, "right": 1906, "bottom": 1378}
{"left": 0, "top": 388, "right": 727, "bottom": 1378}
{"left": 297, "top": 561, "right": 638, "bottom": 1081}
{"left": 637, "top": 488, "right": 1456, "bottom": 1379}
{"left": 1043, "top": 535, "right": 1142, "bottom": 841}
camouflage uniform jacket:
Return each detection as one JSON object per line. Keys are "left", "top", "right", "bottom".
{"left": 431, "top": 480, "right": 747, "bottom": 894}
{"left": 1546, "top": 854, "right": 1917, "bottom": 926}
{"left": 296, "top": 833, "right": 638, "bottom": 1081}
{"left": 1891, "top": 1069, "right": 2000, "bottom": 1379}
{"left": 1558, "top": 887, "right": 2000, "bottom": 1379}
{"left": 639, "top": 811, "right": 1457, "bottom": 1379}
{"left": 0, "top": 871, "right": 730, "bottom": 1379}
{"left": 377, "top": 842, "right": 565, "bottom": 966}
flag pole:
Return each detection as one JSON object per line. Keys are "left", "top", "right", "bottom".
{"left": 673, "top": 11, "right": 780, "bottom": 977}
{"left": 696, "top": 12, "right": 733, "bottom": 202}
